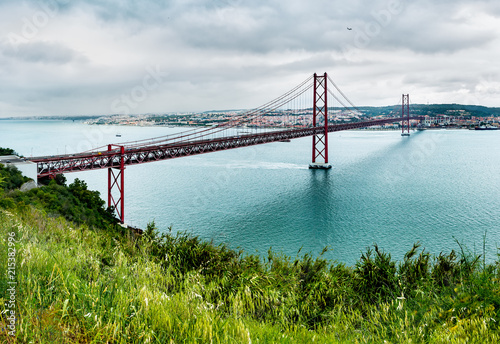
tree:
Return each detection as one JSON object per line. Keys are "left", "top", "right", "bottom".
{"left": 0, "top": 147, "right": 16, "bottom": 155}
{"left": 54, "top": 174, "right": 67, "bottom": 186}
{"left": 69, "top": 179, "right": 105, "bottom": 210}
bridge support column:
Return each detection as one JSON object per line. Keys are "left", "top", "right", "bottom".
{"left": 401, "top": 94, "right": 410, "bottom": 136}
{"left": 309, "top": 72, "right": 332, "bottom": 169}
{"left": 108, "top": 145, "right": 125, "bottom": 223}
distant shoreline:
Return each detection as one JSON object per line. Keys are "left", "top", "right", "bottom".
{"left": 0, "top": 118, "right": 495, "bottom": 132}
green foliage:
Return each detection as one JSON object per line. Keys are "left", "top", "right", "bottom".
{"left": 68, "top": 178, "right": 104, "bottom": 210}
{"left": 144, "top": 220, "right": 159, "bottom": 239}
{"left": 399, "top": 242, "right": 431, "bottom": 294}
{"left": 54, "top": 173, "right": 67, "bottom": 186}
{"left": 1, "top": 168, "right": 117, "bottom": 228}
{"left": 354, "top": 244, "right": 398, "bottom": 303}
{"left": 3, "top": 207, "right": 500, "bottom": 343}
{"left": 144, "top": 223, "right": 242, "bottom": 279}
{"left": 38, "top": 173, "right": 67, "bottom": 186}
{"left": 0, "top": 164, "right": 30, "bottom": 190}
{"left": 0, "top": 147, "right": 16, "bottom": 155}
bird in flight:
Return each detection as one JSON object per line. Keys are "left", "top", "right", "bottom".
{"left": 347, "top": 27, "right": 352, "bottom": 30}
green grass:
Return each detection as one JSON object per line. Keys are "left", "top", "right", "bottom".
{"left": 1, "top": 163, "right": 500, "bottom": 342}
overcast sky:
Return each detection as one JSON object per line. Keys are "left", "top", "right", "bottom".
{"left": 1, "top": 0, "right": 500, "bottom": 117}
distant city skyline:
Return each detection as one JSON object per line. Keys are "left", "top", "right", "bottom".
{"left": 1, "top": 0, "right": 500, "bottom": 117}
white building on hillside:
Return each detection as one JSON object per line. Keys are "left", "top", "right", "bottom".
{"left": 0, "top": 155, "right": 38, "bottom": 182}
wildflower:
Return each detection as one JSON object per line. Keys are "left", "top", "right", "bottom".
{"left": 397, "top": 293, "right": 405, "bottom": 310}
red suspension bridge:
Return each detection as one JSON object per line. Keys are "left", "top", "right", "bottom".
{"left": 28, "top": 73, "right": 422, "bottom": 223}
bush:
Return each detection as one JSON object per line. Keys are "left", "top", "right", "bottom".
{"left": 1, "top": 170, "right": 118, "bottom": 228}
{"left": 0, "top": 147, "right": 16, "bottom": 155}
{"left": 398, "top": 242, "right": 431, "bottom": 294}
{"left": 354, "top": 244, "right": 398, "bottom": 303}
{"left": 0, "top": 164, "right": 30, "bottom": 190}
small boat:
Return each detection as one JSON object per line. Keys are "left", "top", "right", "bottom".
{"left": 116, "top": 133, "right": 122, "bottom": 137}
{"left": 474, "top": 126, "right": 498, "bottom": 130}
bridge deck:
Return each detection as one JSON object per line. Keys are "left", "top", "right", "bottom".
{"left": 29, "top": 116, "right": 421, "bottom": 177}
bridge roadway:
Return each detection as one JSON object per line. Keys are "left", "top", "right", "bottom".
{"left": 29, "top": 116, "right": 422, "bottom": 177}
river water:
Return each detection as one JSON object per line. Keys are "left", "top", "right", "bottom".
{"left": 1, "top": 120, "right": 499, "bottom": 265}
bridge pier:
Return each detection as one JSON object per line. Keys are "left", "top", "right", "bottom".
{"left": 309, "top": 72, "right": 332, "bottom": 170}
{"left": 401, "top": 94, "right": 410, "bottom": 136}
{"left": 108, "top": 145, "right": 125, "bottom": 223}
{"left": 309, "top": 162, "right": 332, "bottom": 170}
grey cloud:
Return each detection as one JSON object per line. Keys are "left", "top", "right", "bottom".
{"left": 167, "top": 0, "right": 498, "bottom": 55}
{"left": 335, "top": 0, "right": 499, "bottom": 55}
{"left": 2, "top": 41, "right": 87, "bottom": 65}
{"left": 13, "top": 0, "right": 498, "bottom": 55}
{"left": 1, "top": 0, "right": 500, "bottom": 116}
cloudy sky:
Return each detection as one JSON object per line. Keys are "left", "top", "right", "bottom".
{"left": 1, "top": 0, "right": 500, "bottom": 117}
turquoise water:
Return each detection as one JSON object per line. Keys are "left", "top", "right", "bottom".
{"left": 1, "top": 120, "right": 500, "bottom": 265}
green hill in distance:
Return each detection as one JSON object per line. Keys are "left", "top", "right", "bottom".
{"left": 333, "top": 104, "right": 500, "bottom": 118}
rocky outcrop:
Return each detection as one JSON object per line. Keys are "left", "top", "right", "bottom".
{"left": 20, "top": 180, "right": 38, "bottom": 192}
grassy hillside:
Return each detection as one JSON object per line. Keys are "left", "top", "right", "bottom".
{"left": 1, "top": 161, "right": 500, "bottom": 343}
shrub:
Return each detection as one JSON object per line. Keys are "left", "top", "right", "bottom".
{"left": 0, "top": 147, "right": 16, "bottom": 155}
{"left": 0, "top": 164, "right": 30, "bottom": 190}
{"left": 354, "top": 244, "right": 398, "bottom": 303}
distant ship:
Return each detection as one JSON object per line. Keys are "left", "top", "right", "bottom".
{"left": 475, "top": 126, "right": 498, "bottom": 130}
{"left": 116, "top": 133, "right": 122, "bottom": 137}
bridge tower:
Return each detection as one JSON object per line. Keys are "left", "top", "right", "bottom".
{"left": 401, "top": 94, "right": 410, "bottom": 136}
{"left": 108, "top": 145, "right": 125, "bottom": 223}
{"left": 309, "top": 72, "right": 332, "bottom": 169}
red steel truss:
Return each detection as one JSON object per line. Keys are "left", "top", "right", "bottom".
{"left": 311, "top": 72, "right": 330, "bottom": 168}
{"left": 107, "top": 145, "right": 125, "bottom": 223}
